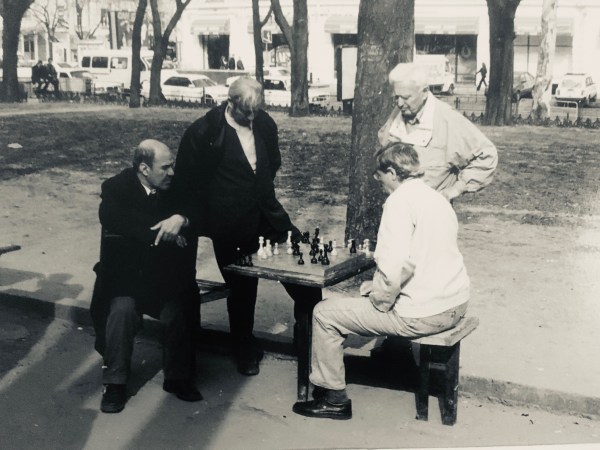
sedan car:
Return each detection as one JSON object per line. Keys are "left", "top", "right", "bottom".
{"left": 512, "top": 71, "right": 535, "bottom": 101}
{"left": 263, "top": 76, "right": 332, "bottom": 107}
{"left": 141, "top": 73, "right": 229, "bottom": 105}
{"left": 555, "top": 73, "right": 597, "bottom": 106}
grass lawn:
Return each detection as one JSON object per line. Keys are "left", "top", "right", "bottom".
{"left": 1, "top": 105, "right": 599, "bottom": 222}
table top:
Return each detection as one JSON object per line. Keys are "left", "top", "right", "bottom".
{"left": 223, "top": 243, "right": 376, "bottom": 287}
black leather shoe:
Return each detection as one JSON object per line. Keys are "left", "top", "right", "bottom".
{"left": 236, "top": 347, "right": 264, "bottom": 376}
{"left": 312, "top": 385, "right": 327, "bottom": 400}
{"left": 101, "top": 384, "right": 127, "bottom": 413}
{"left": 163, "top": 379, "right": 203, "bottom": 402}
{"left": 293, "top": 398, "right": 352, "bottom": 420}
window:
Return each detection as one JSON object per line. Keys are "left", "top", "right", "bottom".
{"left": 165, "top": 77, "right": 188, "bottom": 87}
{"left": 92, "top": 56, "right": 109, "bottom": 68}
{"left": 81, "top": 56, "right": 91, "bottom": 68}
{"left": 110, "top": 57, "right": 128, "bottom": 69}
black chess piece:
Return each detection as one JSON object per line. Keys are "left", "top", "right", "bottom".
{"left": 309, "top": 245, "right": 315, "bottom": 256}
{"left": 292, "top": 242, "right": 301, "bottom": 256}
{"left": 297, "top": 252, "right": 305, "bottom": 265}
{"left": 321, "top": 248, "right": 330, "bottom": 266}
{"left": 302, "top": 231, "right": 310, "bottom": 244}
{"left": 310, "top": 253, "right": 318, "bottom": 264}
{"left": 318, "top": 249, "right": 323, "bottom": 262}
{"left": 350, "top": 239, "right": 357, "bottom": 254}
{"left": 327, "top": 240, "right": 333, "bottom": 252}
{"left": 314, "top": 227, "right": 320, "bottom": 240}
{"left": 247, "top": 255, "right": 253, "bottom": 267}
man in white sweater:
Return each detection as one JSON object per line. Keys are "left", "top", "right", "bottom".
{"left": 292, "top": 142, "right": 470, "bottom": 420}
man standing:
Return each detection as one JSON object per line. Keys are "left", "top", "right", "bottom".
{"left": 173, "top": 77, "right": 322, "bottom": 376}
{"left": 293, "top": 142, "right": 470, "bottom": 420}
{"left": 91, "top": 139, "right": 202, "bottom": 413}
{"left": 476, "top": 62, "right": 488, "bottom": 91}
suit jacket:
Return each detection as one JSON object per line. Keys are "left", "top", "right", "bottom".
{"left": 173, "top": 103, "right": 293, "bottom": 245}
{"left": 90, "top": 168, "right": 198, "bottom": 353}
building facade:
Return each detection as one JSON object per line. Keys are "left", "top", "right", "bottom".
{"left": 177, "top": 0, "right": 600, "bottom": 85}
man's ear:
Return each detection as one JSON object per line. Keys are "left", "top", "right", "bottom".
{"left": 388, "top": 167, "right": 398, "bottom": 179}
{"left": 139, "top": 162, "right": 150, "bottom": 177}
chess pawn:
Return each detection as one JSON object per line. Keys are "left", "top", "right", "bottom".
{"left": 327, "top": 240, "right": 333, "bottom": 252}
{"left": 297, "top": 252, "right": 305, "bottom": 265}
{"left": 247, "top": 255, "right": 254, "bottom": 267}
{"left": 273, "top": 243, "right": 280, "bottom": 255}
{"left": 350, "top": 239, "right": 357, "bottom": 254}
{"left": 318, "top": 249, "right": 323, "bottom": 262}
{"left": 266, "top": 239, "right": 273, "bottom": 257}
{"left": 293, "top": 242, "right": 301, "bottom": 256}
{"left": 321, "top": 248, "right": 330, "bottom": 266}
{"left": 331, "top": 240, "right": 338, "bottom": 256}
{"left": 310, "top": 253, "right": 318, "bottom": 264}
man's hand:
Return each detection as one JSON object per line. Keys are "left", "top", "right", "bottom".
{"left": 150, "top": 214, "right": 187, "bottom": 246}
{"left": 359, "top": 280, "right": 373, "bottom": 297}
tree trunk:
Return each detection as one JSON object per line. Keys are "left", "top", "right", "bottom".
{"left": 149, "top": 0, "right": 166, "bottom": 105}
{"left": 345, "top": 0, "right": 414, "bottom": 243}
{"left": 532, "top": 0, "right": 557, "bottom": 120}
{"left": 0, "top": 0, "right": 35, "bottom": 102}
{"left": 290, "top": 0, "right": 309, "bottom": 116}
{"left": 485, "top": 0, "right": 521, "bottom": 126}
{"left": 129, "top": 0, "right": 148, "bottom": 108}
{"left": 252, "top": 0, "right": 271, "bottom": 86}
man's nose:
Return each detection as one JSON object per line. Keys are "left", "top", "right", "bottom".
{"left": 167, "top": 167, "right": 175, "bottom": 176}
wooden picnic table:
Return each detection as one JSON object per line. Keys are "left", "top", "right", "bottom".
{"left": 223, "top": 243, "right": 375, "bottom": 401}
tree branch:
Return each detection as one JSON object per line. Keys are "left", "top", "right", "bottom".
{"left": 270, "top": 0, "right": 293, "bottom": 50}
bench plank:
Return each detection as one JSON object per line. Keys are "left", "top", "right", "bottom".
{"left": 196, "top": 279, "right": 230, "bottom": 304}
{"left": 410, "top": 316, "right": 479, "bottom": 347}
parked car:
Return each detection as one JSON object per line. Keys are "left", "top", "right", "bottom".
{"left": 57, "top": 66, "right": 121, "bottom": 95}
{"left": 512, "top": 71, "right": 535, "bottom": 101}
{"left": 263, "top": 75, "right": 332, "bottom": 107}
{"left": 555, "top": 73, "right": 597, "bottom": 106}
{"left": 141, "top": 73, "right": 229, "bottom": 105}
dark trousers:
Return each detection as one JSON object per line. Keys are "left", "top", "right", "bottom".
{"left": 212, "top": 239, "right": 322, "bottom": 348}
{"left": 102, "top": 295, "right": 196, "bottom": 384}
{"left": 477, "top": 76, "right": 487, "bottom": 91}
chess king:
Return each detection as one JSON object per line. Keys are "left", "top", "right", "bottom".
{"left": 171, "top": 77, "right": 323, "bottom": 376}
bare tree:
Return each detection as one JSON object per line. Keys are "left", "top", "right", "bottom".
{"left": 147, "top": 0, "right": 191, "bottom": 104}
{"left": 270, "top": 0, "right": 309, "bottom": 116}
{"left": 129, "top": 0, "right": 148, "bottom": 108}
{"left": 73, "top": 0, "right": 103, "bottom": 40}
{"left": 0, "top": 0, "right": 36, "bottom": 102}
{"left": 31, "top": 0, "right": 69, "bottom": 57}
{"left": 345, "top": 0, "right": 414, "bottom": 242}
{"left": 531, "top": 0, "right": 557, "bottom": 120}
{"left": 251, "top": 0, "right": 272, "bottom": 86}
{"left": 484, "top": 0, "right": 522, "bottom": 125}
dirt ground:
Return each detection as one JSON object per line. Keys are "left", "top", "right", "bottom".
{"left": 1, "top": 105, "right": 600, "bottom": 402}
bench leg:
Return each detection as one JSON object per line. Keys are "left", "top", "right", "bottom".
{"left": 296, "top": 310, "right": 311, "bottom": 401}
{"left": 439, "top": 342, "right": 460, "bottom": 426}
{"left": 415, "top": 343, "right": 431, "bottom": 421}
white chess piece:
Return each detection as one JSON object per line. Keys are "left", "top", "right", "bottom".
{"left": 258, "top": 236, "right": 267, "bottom": 259}
{"left": 266, "top": 239, "right": 273, "bottom": 257}
{"left": 364, "top": 239, "right": 370, "bottom": 257}
{"left": 286, "top": 231, "right": 293, "bottom": 254}
{"left": 273, "top": 242, "right": 280, "bottom": 255}
{"left": 331, "top": 240, "right": 338, "bottom": 256}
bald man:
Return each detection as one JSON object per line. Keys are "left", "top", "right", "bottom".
{"left": 90, "top": 139, "right": 202, "bottom": 414}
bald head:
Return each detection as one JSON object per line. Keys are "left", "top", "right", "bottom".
{"left": 133, "top": 139, "right": 175, "bottom": 191}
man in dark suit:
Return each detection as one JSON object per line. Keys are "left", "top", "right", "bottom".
{"left": 173, "top": 77, "right": 322, "bottom": 376}
{"left": 90, "top": 139, "right": 202, "bottom": 414}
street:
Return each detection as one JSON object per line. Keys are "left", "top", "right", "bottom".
{"left": 1, "top": 300, "right": 598, "bottom": 450}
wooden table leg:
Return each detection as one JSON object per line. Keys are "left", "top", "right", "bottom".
{"left": 416, "top": 343, "right": 431, "bottom": 421}
{"left": 296, "top": 309, "right": 312, "bottom": 401}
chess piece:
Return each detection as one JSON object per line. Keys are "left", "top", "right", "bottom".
{"left": 273, "top": 243, "right": 280, "bottom": 255}
{"left": 331, "top": 240, "right": 338, "bottom": 256}
{"left": 314, "top": 227, "right": 320, "bottom": 241}
{"left": 321, "top": 248, "right": 330, "bottom": 265}
{"left": 318, "top": 249, "right": 323, "bottom": 262}
{"left": 350, "top": 239, "right": 357, "bottom": 254}
{"left": 292, "top": 242, "right": 301, "bottom": 256}
{"left": 266, "top": 239, "right": 273, "bottom": 257}
{"left": 247, "top": 255, "right": 254, "bottom": 267}
{"left": 310, "top": 253, "right": 318, "bottom": 264}
{"left": 364, "top": 239, "right": 371, "bottom": 257}
{"left": 297, "top": 252, "right": 305, "bottom": 265}
{"left": 258, "top": 236, "right": 266, "bottom": 259}
{"left": 327, "top": 240, "right": 333, "bottom": 252}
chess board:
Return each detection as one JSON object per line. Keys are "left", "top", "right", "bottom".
{"left": 223, "top": 244, "right": 376, "bottom": 287}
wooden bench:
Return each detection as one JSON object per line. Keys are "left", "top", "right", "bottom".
{"left": 0, "top": 245, "right": 21, "bottom": 257}
{"left": 403, "top": 316, "right": 479, "bottom": 426}
{"left": 196, "top": 278, "right": 229, "bottom": 304}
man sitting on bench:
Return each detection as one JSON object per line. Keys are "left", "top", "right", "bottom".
{"left": 90, "top": 139, "right": 202, "bottom": 414}
{"left": 293, "top": 142, "right": 470, "bottom": 420}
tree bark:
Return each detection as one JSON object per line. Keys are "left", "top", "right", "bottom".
{"left": 252, "top": 0, "right": 272, "bottom": 86}
{"left": 129, "top": 0, "right": 148, "bottom": 108}
{"left": 270, "top": 0, "right": 309, "bottom": 116}
{"left": 148, "top": 0, "right": 191, "bottom": 105}
{"left": 0, "top": 0, "right": 35, "bottom": 102}
{"left": 345, "top": 0, "right": 414, "bottom": 243}
{"left": 532, "top": 0, "right": 557, "bottom": 120}
{"left": 485, "top": 0, "right": 521, "bottom": 125}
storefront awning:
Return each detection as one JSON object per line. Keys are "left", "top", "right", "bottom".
{"left": 324, "top": 15, "right": 357, "bottom": 34}
{"left": 515, "top": 16, "right": 574, "bottom": 35}
{"left": 415, "top": 17, "right": 479, "bottom": 35}
{"left": 191, "top": 17, "right": 230, "bottom": 35}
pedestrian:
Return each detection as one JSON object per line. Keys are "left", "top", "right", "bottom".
{"left": 46, "top": 58, "right": 59, "bottom": 95}
{"left": 228, "top": 54, "right": 236, "bottom": 70}
{"left": 476, "top": 62, "right": 488, "bottom": 91}
{"left": 90, "top": 139, "right": 202, "bottom": 414}
{"left": 31, "top": 60, "right": 45, "bottom": 95}
{"left": 293, "top": 142, "right": 470, "bottom": 420}
{"left": 220, "top": 55, "right": 228, "bottom": 70}
{"left": 172, "top": 77, "right": 322, "bottom": 376}
{"left": 375, "top": 61, "right": 497, "bottom": 356}
{"left": 236, "top": 58, "right": 245, "bottom": 71}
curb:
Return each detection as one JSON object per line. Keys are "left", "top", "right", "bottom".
{"left": 2, "top": 292, "right": 599, "bottom": 420}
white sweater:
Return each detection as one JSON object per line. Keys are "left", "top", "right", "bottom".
{"left": 370, "top": 178, "right": 470, "bottom": 318}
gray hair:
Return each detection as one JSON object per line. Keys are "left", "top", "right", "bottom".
{"left": 375, "top": 142, "right": 423, "bottom": 181}
{"left": 388, "top": 63, "right": 429, "bottom": 90}
{"left": 228, "top": 77, "right": 263, "bottom": 111}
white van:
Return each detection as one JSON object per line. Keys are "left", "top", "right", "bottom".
{"left": 79, "top": 49, "right": 176, "bottom": 94}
